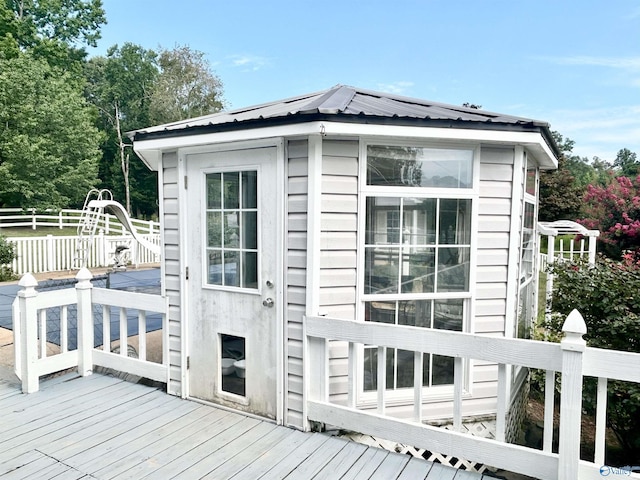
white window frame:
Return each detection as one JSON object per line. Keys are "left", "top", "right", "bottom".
{"left": 515, "top": 154, "right": 539, "bottom": 339}
{"left": 356, "top": 139, "right": 480, "bottom": 406}
{"left": 200, "top": 164, "right": 263, "bottom": 294}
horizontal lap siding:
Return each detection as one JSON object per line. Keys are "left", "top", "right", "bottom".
{"left": 162, "top": 152, "right": 182, "bottom": 396}
{"left": 285, "top": 140, "right": 308, "bottom": 428}
{"left": 320, "top": 141, "right": 359, "bottom": 407}
{"left": 465, "top": 146, "right": 515, "bottom": 414}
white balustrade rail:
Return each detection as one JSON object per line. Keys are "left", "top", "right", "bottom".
{"left": 7, "top": 232, "right": 160, "bottom": 275}
{"left": 0, "top": 208, "right": 158, "bottom": 234}
{"left": 305, "top": 312, "right": 640, "bottom": 480}
{"left": 14, "top": 268, "right": 168, "bottom": 393}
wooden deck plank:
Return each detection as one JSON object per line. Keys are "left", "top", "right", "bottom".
{"left": 0, "top": 450, "right": 60, "bottom": 480}
{"left": 368, "top": 450, "right": 411, "bottom": 480}
{"left": 0, "top": 450, "right": 44, "bottom": 476}
{"left": 142, "top": 416, "right": 264, "bottom": 478}
{"left": 0, "top": 374, "right": 475, "bottom": 480}
{"left": 227, "top": 429, "right": 312, "bottom": 479}
{"left": 177, "top": 421, "right": 286, "bottom": 479}
{"left": 257, "top": 433, "right": 333, "bottom": 479}
{"left": 0, "top": 380, "right": 153, "bottom": 448}
{"left": 90, "top": 407, "right": 231, "bottom": 478}
{"left": 65, "top": 395, "right": 200, "bottom": 470}
{"left": 41, "top": 390, "right": 177, "bottom": 459}
{"left": 280, "top": 435, "right": 350, "bottom": 479}
{"left": 312, "top": 439, "right": 369, "bottom": 479}
{"left": 109, "top": 411, "right": 250, "bottom": 480}
{"left": 200, "top": 423, "right": 293, "bottom": 479}
{"left": 424, "top": 462, "right": 458, "bottom": 479}
{"left": 1, "top": 373, "right": 115, "bottom": 412}
{"left": 397, "top": 456, "right": 434, "bottom": 480}
{"left": 339, "top": 447, "right": 390, "bottom": 480}
{"left": 2, "top": 377, "right": 134, "bottom": 434}
{"left": 452, "top": 469, "right": 484, "bottom": 479}
{"left": 0, "top": 382, "right": 157, "bottom": 461}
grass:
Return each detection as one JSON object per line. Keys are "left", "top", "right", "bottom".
{"left": 0, "top": 227, "right": 78, "bottom": 237}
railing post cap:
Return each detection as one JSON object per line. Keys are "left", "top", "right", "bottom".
{"left": 75, "top": 267, "right": 93, "bottom": 287}
{"left": 561, "top": 309, "right": 587, "bottom": 351}
{"left": 18, "top": 272, "right": 38, "bottom": 290}
{"left": 562, "top": 309, "right": 587, "bottom": 335}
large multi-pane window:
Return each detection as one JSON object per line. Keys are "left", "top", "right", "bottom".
{"left": 205, "top": 170, "right": 258, "bottom": 289}
{"left": 362, "top": 145, "right": 475, "bottom": 392}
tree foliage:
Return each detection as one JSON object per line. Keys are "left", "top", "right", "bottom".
{"left": 613, "top": 148, "right": 639, "bottom": 178}
{"left": 580, "top": 175, "right": 640, "bottom": 259}
{"left": 0, "top": 0, "right": 105, "bottom": 71}
{"left": 0, "top": 53, "right": 102, "bottom": 209}
{"left": 85, "top": 43, "right": 226, "bottom": 216}
{"left": 149, "top": 45, "right": 225, "bottom": 125}
{"left": 539, "top": 132, "right": 585, "bottom": 222}
{"left": 84, "top": 43, "right": 158, "bottom": 214}
{"left": 540, "top": 258, "right": 640, "bottom": 456}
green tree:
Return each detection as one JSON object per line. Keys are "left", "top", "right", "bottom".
{"left": 149, "top": 45, "right": 225, "bottom": 125}
{"left": 0, "top": 53, "right": 102, "bottom": 209}
{"left": 613, "top": 148, "right": 639, "bottom": 178}
{"left": 539, "top": 132, "right": 585, "bottom": 222}
{"left": 0, "top": 0, "right": 105, "bottom": 71}
{"left": 85, "top": 43, "right": 158, "bottom": 214}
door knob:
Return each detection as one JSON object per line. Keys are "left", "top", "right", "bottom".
{"left": 263, "top": 298, "right": 274, "bottom": 308}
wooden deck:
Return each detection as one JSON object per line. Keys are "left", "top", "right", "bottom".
{"left": 0, "top": 372, "right": 486, "bottom": 479}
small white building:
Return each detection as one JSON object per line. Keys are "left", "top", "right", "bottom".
{"left": 131, "top": 85, "right": 559, "bottom": 432}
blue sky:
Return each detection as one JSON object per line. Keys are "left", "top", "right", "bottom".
{"left": 89, "top": 0, "right": 640, "bottom": 162}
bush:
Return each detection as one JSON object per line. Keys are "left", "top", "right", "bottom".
{"left": 580, "top": 176, "right": 640, "bottom": 259}
{"left": 536, "top": 257, "right": 640, "bottom": 457}
{"left": 0, "top": 235, "right": 16, "bottom": 281}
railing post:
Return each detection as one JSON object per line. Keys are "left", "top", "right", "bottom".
{"left": 76, "top": 267, "right": 94, "bottom": 377}
{"left": 558, "top": 309, "right": 587, "bottom": 480}
{"left": 17, "top": 273, "right": 39, "bottom": 393}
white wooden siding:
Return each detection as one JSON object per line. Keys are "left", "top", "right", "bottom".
{"left": 161, "top": 152, "right": 182, "bottom": 396}
{"left": 285, "top": 139, "right": 309, "bottom": 428}
{"left": 469, "top": 146, "right": 515, "bottom": 414}
{"left": 318, "top": 141, "right": 360, "bottom": 406}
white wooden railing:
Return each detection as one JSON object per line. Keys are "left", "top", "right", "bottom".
{"left": 13, "top": 268, "right": 168, "bottom": 393}
{"left": 7, "top": 232, "right": 160, "bottom": 275}
{"left": 0, "top": 208, "right": 159, "bottom": 234}
{"left": 305, "top": 313, "right": 640, "bottom": 480}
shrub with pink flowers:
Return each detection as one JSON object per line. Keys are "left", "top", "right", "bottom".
{"left": 580, "top": 175, "right": 640, "bottom": 259}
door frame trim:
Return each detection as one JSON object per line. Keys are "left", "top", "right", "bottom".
{"left": 178, "top": 138, "right": 285, "bottom": 424}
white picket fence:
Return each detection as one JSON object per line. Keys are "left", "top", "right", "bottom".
{"left": 0, "top": 208, "right": 158, "bottom": 235}
{"left": 7, "top": 232, "right": 161, "bottom": 275}
{"left": 305, "top": 312, "right": 640, "bottom": 480}
{"left": 14, "top": 268, "right": 168, "bottom": 393}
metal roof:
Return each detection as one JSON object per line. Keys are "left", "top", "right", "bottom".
{"left": 131, "top": 84, "right": 559, "bottom": 155}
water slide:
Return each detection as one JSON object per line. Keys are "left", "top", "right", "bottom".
{"left": 88, "top": 200, "right": 161, "bottom": 256}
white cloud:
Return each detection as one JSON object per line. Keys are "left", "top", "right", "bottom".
{"left": 547, "top": 55, "right": 640, "bottom": 70}
{"left": 228, "top": 55, "right": 271, "bottom": 72}
{"left": 547, "top": 105, "right": 640, "bottom": 161}
{"left": 376, "top": 81, "right": 414, "bottom": 95}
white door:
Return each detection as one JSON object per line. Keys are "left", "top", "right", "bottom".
{"left": 186, "top": 146, "right": 280, "bottom": 420}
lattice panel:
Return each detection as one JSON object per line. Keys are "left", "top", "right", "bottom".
{"left": 341, "top": 430, "right": 492, "bottom": 473}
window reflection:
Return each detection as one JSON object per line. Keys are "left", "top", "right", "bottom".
{"left": 205, "top": 170, "right": 258, "bottom": 289}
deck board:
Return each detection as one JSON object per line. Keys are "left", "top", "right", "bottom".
{"left": 0, "top": 373, "right": 484, "bottom": 479}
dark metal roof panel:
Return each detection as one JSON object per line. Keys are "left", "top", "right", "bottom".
{"left": 132, "top": 84, "right": 552, "bottom": 141}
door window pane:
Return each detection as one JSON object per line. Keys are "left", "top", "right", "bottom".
{"left": 206, "top": 170, "right": 258, "bottom": 289}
